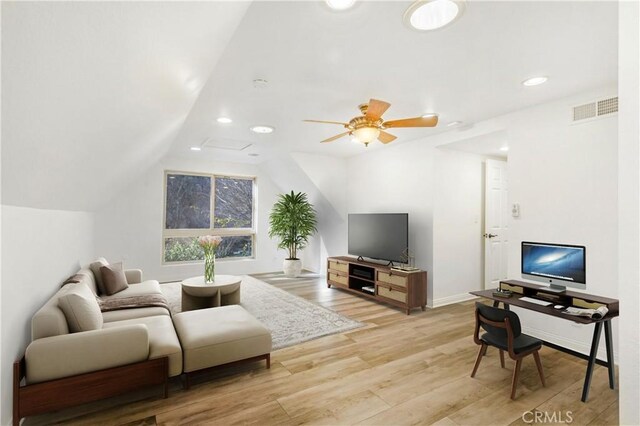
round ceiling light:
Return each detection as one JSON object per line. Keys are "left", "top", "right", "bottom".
{"left": 250, "top": 125, "right": 275, "bottom": 134}
{"left": 326, "top": 0, "right": 356, "bottom": 11}
{"left": 404, "top": 0, "right": 465, "bottom": 32}
{"left": 522, "top": 76, "right": 548, "bottom": 87}
{"left": 217, "top": 117, "right": 232, "bottom": 124}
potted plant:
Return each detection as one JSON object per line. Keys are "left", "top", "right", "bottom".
{"left": 268, "top": 191, "right": 318, "bottom": 277}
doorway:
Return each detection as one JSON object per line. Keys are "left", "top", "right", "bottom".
{"left": 483, "top": 159, "right": 509, "bottom": 289}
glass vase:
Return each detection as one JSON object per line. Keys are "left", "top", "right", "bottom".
{"left": 204, "top": 251, "right": 215, "bottom": 283}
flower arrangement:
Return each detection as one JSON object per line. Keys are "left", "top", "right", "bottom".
{"left": 198, "top": 235, "right": 223, "bottom": 283}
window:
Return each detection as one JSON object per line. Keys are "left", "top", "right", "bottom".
{"left": 163, "top": 172, "right": 255, "bottom": 263}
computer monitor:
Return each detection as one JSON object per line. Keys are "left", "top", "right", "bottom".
{"left": 521, "top": 241, "right": 586, "bottom": 293}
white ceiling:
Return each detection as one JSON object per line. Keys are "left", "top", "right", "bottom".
{"left": 1, "top": 1, "right": 618, "bottom": 210}
{"left": 440, "top": 130, "right": 509, "bottom": 159}
{"left": 170, "top": 0, "right": 618, "bottom": 161}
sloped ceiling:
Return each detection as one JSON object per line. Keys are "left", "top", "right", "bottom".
{"left": 1, "top": 1, "right": 250, "bottom": 211}
{"left": 2, "top": 1, "right": 618, "bottom": 211}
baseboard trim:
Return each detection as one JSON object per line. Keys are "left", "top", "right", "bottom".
{"left": 430, "top": 293, "right": 478, "bottom": 308}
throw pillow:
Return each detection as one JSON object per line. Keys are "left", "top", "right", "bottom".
{"left": 89, "top": 257, "right": 109, "bottom": 295}
{"left": 100, "top": 262, "right": 129, "bottom": 296}
{"left": 58, "top": 283, "right": 104, "bottom": 332}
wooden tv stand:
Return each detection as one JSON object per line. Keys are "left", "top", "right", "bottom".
{"left": 327, "top": 256, "right": 427, "bottom": 315}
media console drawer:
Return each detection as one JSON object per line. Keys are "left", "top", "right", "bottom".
{"left": 328, "top": 272, "right": 348, "bottom": 286}
{"left": 328, "top": 261, "right": 349, "bottom": 273}
{"left": 377, "top": 285, "right": 407, "bottom": 304}
{"left": 377, "top": 272, "right": 407, "bottom": 288}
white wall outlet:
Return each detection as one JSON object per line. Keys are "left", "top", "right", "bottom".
{"left": 512, "top": 203, "right": 520, "bottom": 218}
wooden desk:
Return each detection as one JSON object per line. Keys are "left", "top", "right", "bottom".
{"left": 471, "top": 280, "right": 618, "bottom": 403}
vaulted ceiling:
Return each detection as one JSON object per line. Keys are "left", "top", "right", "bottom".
{"left": 1, "top": 1, "right": 618, "bottom": 211}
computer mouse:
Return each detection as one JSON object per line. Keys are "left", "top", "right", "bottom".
{"left": 554, "top": 305, "right": 564, "bottom": 309}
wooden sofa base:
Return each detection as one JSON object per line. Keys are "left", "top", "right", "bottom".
{"left": 183, "top": 353, "right": 271, "bottom": 390}
{"left": 13, "top": 356, "right": 169, "bottom": 426}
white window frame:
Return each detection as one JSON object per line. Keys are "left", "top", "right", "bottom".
{"left": 162, "top": 170, "right": 257, "bottom": 265}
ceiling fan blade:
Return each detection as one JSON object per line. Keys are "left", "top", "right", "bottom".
{"left": 365, "top": 99, "right": 391, "bottom": 121}
{"left": 378, "top": 131, "right": 397, "bottom": 144}
{"left": 304, "top": 119, "right": 349, "bottom": 126}
{"left": 383, "top": 115, "right": 438, "bottom": 128}
{"left": 321, "top": 131, "right": 350, "bottom": 143}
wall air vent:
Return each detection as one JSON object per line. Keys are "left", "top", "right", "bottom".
{"left": 597, "top": 97, "right": 618, "bottom": 116}
{"left": 571, "top": 96, "right": 618, "bottom": 124}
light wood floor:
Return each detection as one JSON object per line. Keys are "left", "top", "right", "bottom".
{"left": 27, "top": 273, "right": 618, "bottom": 426}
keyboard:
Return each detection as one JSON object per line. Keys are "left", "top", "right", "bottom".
{"left": 519, "top": 296, "right": 553, "bottom": 307}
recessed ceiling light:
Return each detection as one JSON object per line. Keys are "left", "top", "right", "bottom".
{"left": 326, "top": 0, "right": 356, "bottom": 10}
{"left": 522, "top": 76, "right": 548, "bottom": 87}
{"left": 422, "top": 113, "right": 438, "bottom": 118}
{"left": 404, "top": 0, "right": 465, "bottom": 32}
{"left": 217, "top": 117, "right": 232, "bottom": 124}
{"left": 447, "top": 121, "right": 462, "bottom": 127}
{"left": 190, "top": 146, "right": 202, "bottom": 151}
{"left": 250, "top": 125, "right": 275, "bottom": 134}
{"left": 500, "top": 146, "right": 509, "bottom": 152}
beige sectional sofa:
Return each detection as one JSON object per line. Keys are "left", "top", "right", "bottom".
{"left": 13, "top": 259, "right": 272, "bottom": 426}
{"left": 28, "top": 265, "right": 182, "bottom": 382}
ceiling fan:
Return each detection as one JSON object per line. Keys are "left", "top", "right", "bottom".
{"left": 304, "top": 99, "right": 438, "bottom": 147}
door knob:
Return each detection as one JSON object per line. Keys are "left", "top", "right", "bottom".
{"left": 484, "top": 233, "right": 498, "bottom": 239}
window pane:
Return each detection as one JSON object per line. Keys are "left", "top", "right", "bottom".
{"left": 164, "top": 236, "right": 253, "bottom": 263}
{"left": 165, "top": 174, "right": 211, "bottom": 229}
{"left": 214, "top": 177, "right": 253, "bottom": 229}
{"left": 217, "top": 236, "right": 253, "bottom": 259}
{"left": 164, "top": 237, "right": 204, "bottom": 263}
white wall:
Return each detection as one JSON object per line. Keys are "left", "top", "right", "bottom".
{"left": 0, "top": 206, "right": 95, "bottom": 425}
{"left": 432, "top": 148, "right": 486, "bottom": 306}
{"left": 94, "top": 155, "right": 283, "bottom": 283}
{"left": 506, "top": 88, "right": 619, "bottom": 359}
{"left": 291, "top": 153, "right": 348, "bottom": 274}
{"left": 618, "top": 1, "right": 640, "bottom": 423}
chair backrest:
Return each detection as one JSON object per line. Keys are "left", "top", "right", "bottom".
{"left": 475, "top": 302, "right": 522, "bottom": 340}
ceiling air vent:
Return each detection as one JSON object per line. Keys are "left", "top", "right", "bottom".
{"left": 572, "top": 96, "right": 618, "bottom": 124}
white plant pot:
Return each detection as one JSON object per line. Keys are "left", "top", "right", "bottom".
{"left": 283, "top": 258, "right": 302, "bottom": 278}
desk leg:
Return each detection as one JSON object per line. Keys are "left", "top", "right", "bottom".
{"left": 604, "top": 320, "right": 615, "bottom": 389}
{"left": 581, "top": 321, "right": 603, "bottom": 402}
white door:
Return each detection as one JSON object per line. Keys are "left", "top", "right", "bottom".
{"left": 484, "top": 159, "right": 509, "bottom": 289}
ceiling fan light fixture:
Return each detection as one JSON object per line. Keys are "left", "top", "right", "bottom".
{"left": 353, "top": 127, "right": 380, "bottom": 145}
{"left": 405, "top": 0, "right": 465, "bottom": 32}
{"left": 325, "top": 0, "right": 356, "bottom": 11}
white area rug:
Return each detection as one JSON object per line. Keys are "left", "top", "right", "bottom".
{"left": 160, "top": 275, "right": 363, "bottom": 350}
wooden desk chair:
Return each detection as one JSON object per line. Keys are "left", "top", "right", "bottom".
{"left": 471, "top": 302, "right": 546, "bottom": 399}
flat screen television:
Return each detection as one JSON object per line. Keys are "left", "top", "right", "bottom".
{"left": 348, "top": 213, "right": 408, "bottom": 264}
{"left": 521, "top": 241, "right": 586, "bottom": 292}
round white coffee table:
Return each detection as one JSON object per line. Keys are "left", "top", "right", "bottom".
{"left": 181, "top": 275, "right": 242, "bottom": 312}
